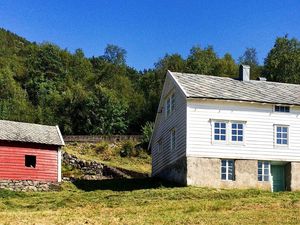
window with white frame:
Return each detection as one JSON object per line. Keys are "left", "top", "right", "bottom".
{"left": 231, "top": 123, "right": 244, "bottom": 142}
{"left": 221, "top": 159, "right": 235, "bottom": 180}
{"left": 170, "top": 129, "right": 176, "bottom": 151}
{"left": 258, "top": 161, "right": 270, "bottom": 181}
{"left": 275, "top": 105, "right": 290, "bottom": 113}
{"left": 165, "top": 93, "right": 175, "bottom": 117}
{"left": 214, "top": 122, "right": 227, "bottom": 141}
{"left": 275, "top": 125, "right": 288, "bottom": 145}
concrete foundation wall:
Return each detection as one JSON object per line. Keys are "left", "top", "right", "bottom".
{"left": 187, "top": 157, "right": 271, "bottom": 190}
{"left": 290, "top": 162, "right": 300, "bottom": 191}
{"left": 154, "top": 156, "right": 187, "bottom": 185}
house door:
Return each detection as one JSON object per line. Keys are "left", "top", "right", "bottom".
{"left": 271, "top": 165, "right": 285, "bottom": 192}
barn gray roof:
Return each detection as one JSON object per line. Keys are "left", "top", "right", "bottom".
{"left": 0, "top": 120, "right": 64, "bottom": 146}
{"left": 171, "top": 71, "right": 300, "bottom": 105}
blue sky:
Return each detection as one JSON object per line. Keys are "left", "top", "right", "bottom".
{"left": 0, "top": 0, "right": 299, "bottom": 70}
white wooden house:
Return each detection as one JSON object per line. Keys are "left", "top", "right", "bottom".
{"left": 150, "top": 65, "right": 300, "bottom": 192}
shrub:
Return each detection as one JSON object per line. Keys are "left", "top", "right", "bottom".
{"left": 120, "top": 140, "right": 135, "bottom": 157}
{"left": 141, "top": 121, "right": 154, "bottom": 147}
{"left": 94, "top": 142, "right": 109, "bottom": 154}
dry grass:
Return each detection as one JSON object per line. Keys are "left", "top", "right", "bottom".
{"left": 0, "top": 180, "right": 300, "bottom": 225}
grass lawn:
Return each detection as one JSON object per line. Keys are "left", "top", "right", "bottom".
{"left": 63, "top": 142, "right": 151, "bottom": 175}
{"left": 0, "top": 178, "right": 300, "bottom": 225}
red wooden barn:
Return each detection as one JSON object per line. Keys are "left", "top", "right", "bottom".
{"left": 0, "top": 120, "right": 64, "bottom": 182}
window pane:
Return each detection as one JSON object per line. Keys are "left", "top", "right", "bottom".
{"left": 232, "top": 124, "right": 237, "bottom": 129}
{"left": 238, "top": 124, "right": 243, "bottom": 129}
{"left": 232, "top": 136, "right": 237, "bottom": 141}
{"left": 221, "top": 160, "right": 226, "bottom": 166}
{"left": 215, "top": 129, "right": 220, "bottom": 134}
{"left": 277, "top": 127, "right": 281, "bottom": 132}
{"left": 264, "top": 175, "right": 269, "bottom": 181}
{"left": 221, "top": 174, "right": 226, "bottom": 180}
{"left": 221, "top": 136, "right": 226, "bottom": 140}
{"left": 214, "top": 135, "right": 220, "bottom": 140}
{"left": 232, "top": 130, "right": 237, "bottom": 135}
{"left": 277, "top": 139, "right": 281, "bottom": 144}
{"left": 221, "top": 167, "right": 226, "bottom": 173}
{"left": 283, "top": 127, "right": 287, "bottom": 133}
{"left": 238, "top": 130, "right": 243, "bottom": 135}
{"left": 283, "top": 139, "right": 288, "bottom": 144}
{"left": 258, "top": 175, "right": 262, "bottom": 181}
{"left": 258, "top": 169, "right": 262, "bottom": 175}
{"left": 221, "top": 129, "right": 226, "bottom": 134}
{"left": 221, "top": 123, "right": 226, "bottom": 128}
{"left": 215, "top": 123, "right": 220, "bottom": 128}
{"left": 238, "top": 136, "right": 243, "bottom": 141}
{"left": 258, "top": 161, "right": 262, "bottom": 168}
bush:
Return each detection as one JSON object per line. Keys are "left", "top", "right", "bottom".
{"left": 141, "top": 121, "right": 154, "bottom": 147}
{"left": 120, "top": 140, "right": 135, "bottom": 157}
{"left": 95, "top": 142, "right": 109, "bottom": 154}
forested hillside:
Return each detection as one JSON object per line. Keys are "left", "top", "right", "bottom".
{"left": 0, "top": 28, "right": 299, "bottom": 134}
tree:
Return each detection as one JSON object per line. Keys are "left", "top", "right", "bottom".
{"left": 186, "top": 45, "right": 218, "bottom": 75}
{"left": 264, "top": 36, "right": 300, "bottom": 84}
{"left": 214, "top": 53, "right": 238, "bottom": 78}
{"left": 0, "top": 67, "right": 34, "bottom": 122}
{"left": 238, "top": 48, "right": 261, "bottom": 79}
{"left": 103, "top": 44, "right": 127, "bottom": 65}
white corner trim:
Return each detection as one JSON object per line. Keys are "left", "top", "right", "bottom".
{"left": 57, "top": 148, "right": 62, "bottom": 182}
{"left": 56, "top": 125, "right": 65, "bottom": 146}
{"left": 167, "top": 70, "right": 189, "bottom": 98}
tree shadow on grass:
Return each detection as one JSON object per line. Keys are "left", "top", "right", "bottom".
{"left": 73, "top": 177, "right": 183, "bottom": 192}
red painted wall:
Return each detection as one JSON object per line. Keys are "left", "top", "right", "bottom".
{"left": 0, "top": 142, "right": 58, "bottom": 182}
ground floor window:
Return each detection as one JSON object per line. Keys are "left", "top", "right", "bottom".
{"left": 258, "top": 161, "right": 270, "bottom": 181}
{"left": 221, "top": 159, "right": 235, "bottom": 180}
{"left": 25, "top": 155, "right": 36, "bottom": 168}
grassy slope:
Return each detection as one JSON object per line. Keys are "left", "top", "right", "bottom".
{"left": 0, "top": 180, "right": 300, "bottom": 225}
{"left": 63, "top": 142, "right": 151, "bottom": 175}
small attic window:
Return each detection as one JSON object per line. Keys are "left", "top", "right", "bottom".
{"left": 274, "top": 105, "right": 290, "bottom": 113}
{"left": 25, "top": 155, "right": 36, "bottom": 168}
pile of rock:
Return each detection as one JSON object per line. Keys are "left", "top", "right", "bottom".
{"left": 0, "top": 180, "right": 60, "bottom": 192}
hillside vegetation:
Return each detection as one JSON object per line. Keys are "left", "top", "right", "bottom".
{"left": 63, "top": 141, "right": 151, "bottom": 175}
{"left": 1, "top": 28, "right": 300, "bottom": 136}
{"left": 0, "top": 181, "right": 299, "bottom": 225}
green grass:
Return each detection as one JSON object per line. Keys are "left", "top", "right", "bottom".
{"left": 63, "top": 142, "right": 151, "bottom": 174}
{"left": 0, "top": 179, "right": 300, "bottom": 224}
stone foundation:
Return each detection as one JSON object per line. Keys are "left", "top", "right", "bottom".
{"left": 154, "top": 156, "right": 187, "bottom": 184}
{"left": 0, "top": 180, "right": 61, "bottom": 192}
{"left": 187, "top": 157, "right": 271, "bottom": 190}
{"left": 290, "top": 162, "right": 300, "bottom": 191}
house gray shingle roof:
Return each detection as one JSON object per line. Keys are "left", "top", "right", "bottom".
{"left": 171, "top": 71, "right": 300, "bottom": 105}
{"left": 0, "top": 120, "right": 64, "bottom": 146}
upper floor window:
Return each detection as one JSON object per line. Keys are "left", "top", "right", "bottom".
{"left": 231, "top": 123, "right": 244, "bottom": 142}
{"left": 275, "top": 125, "right": 288, "bottom": 145}
{"left": 258, "top": 161, "right": 270, "bottom": 181}
{"left": 165, "top": 93, "right": 175, "bottom": 117}
{"left": 221, "top": 159, "right": 235, "bottom": 181}
{"left": 214, "top": 122, "right": 227, "bottom": 141}
{"left": 170, "top": 129, "right": 176, "bottom": 151}
{"left": 275, "top": 105, "right": 290, "bottom": 113}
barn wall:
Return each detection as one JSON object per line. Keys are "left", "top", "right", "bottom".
{"left": 0, "top": 142, "right": 58, "bottom": 182}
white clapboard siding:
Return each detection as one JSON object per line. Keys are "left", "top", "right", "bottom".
{"left": 151, "top": 72, "right": 187, "bottom": 176}
{"left": 187, "top": 99, "right": 300, "bottom": 161}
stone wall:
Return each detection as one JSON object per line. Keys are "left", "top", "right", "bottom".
{"left": 187, "top": 157, "right": 271, "bottom": 190}
{"left": 63, "top": 151, "right": 130, "bottom": 179}
{"left": 0, "top": 180, "right": 60, "bottom": 192}
{"left": 63, "top": 135, "right": 142, "bottom": 143}
{"left": 153, "top": 156, "right": 187, "bottom": 184}
{"left": 290, "top": 162, "right": 300, "bottom": 191}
